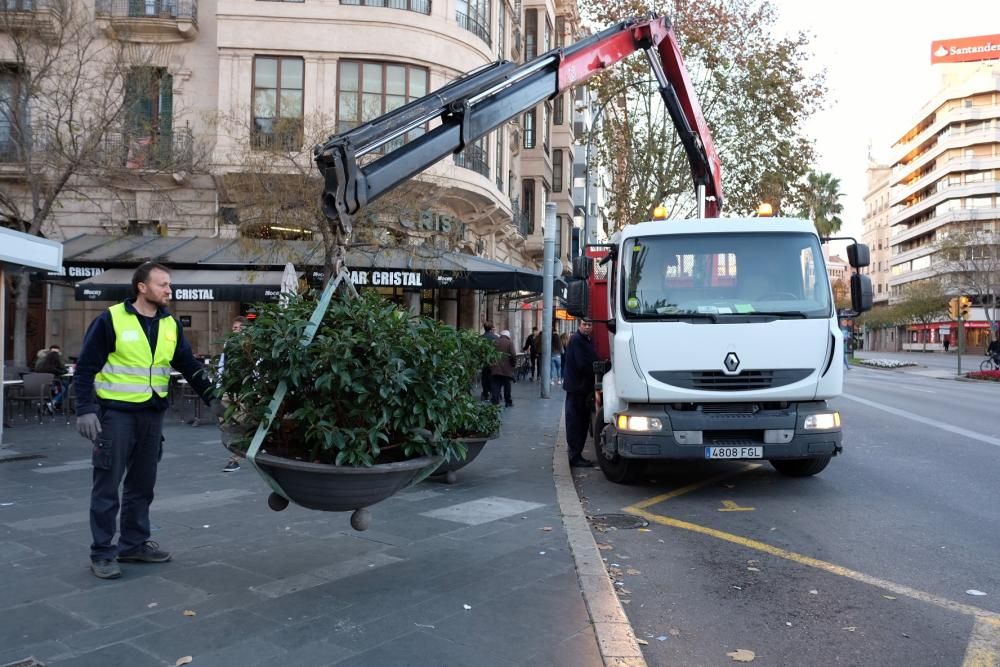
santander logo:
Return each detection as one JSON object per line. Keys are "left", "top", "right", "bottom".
{"left": 934, "top": 46, "right": 949, "bottom": 57}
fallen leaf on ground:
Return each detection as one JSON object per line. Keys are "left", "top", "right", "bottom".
{"left": 842, "top": 627, "right": 857, "bottom": 632}
{"left": 669, "top": 628, "right": 680, "bottom": 636}
{"left": 597, "top": 544, "right": 613, "bottom": 550}
{"left": 183, "top": 610, "right": 196, "bottom": 617}
{"left": 747, "top": 567, "right": 760, "bottom": 572}
{"left": 727, "top": 648, "right": 755, "bottom": 662}
{"left": 175, "top": 657, "right": 193, "bottom": 666}
{"left": 656, "top": 636, "right": 668, "bottom": 641}
{"left": 636, "top": 639, "right": 648, "bottom": 645}
{"left": 626, "top": 568, "right": 642, "bottom": 575}
{"left": 147, "top": 602, "right": 158, "bottom": 608}
{"left": 809, "top": 590, "right": 818, "bottom": 595}
{"left": 966, "top": 590, "right": 987, "bottom": 596}
{"left": 883, "top": 595, "right": 896, "bottom": 600}
{"left": 638, "top": 528, "right": 651, "bottom": 532}
{"left": 463, "top": 604, "right": 472, "bottom": 610}
{"left": 541, "top": 526, "right": 553, "bottom": 531}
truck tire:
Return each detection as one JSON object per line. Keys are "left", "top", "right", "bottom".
{"left": 596, "top": 425, "right": 646, "bottom": 484}
{"left": 769, "top": 456, "right": 831, "bottom": 477}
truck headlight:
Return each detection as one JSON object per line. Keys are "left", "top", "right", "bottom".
{"left": 616, "top": 415, "right": 664, "bottom": 432}
{"left": 803, "top": 412, "right": 840, "bottom": 430}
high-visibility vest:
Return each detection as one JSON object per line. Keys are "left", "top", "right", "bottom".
{"left": 94, "top": 303, "right": 178, "bottom": 402}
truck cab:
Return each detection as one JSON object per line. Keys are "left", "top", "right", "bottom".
{"left": 571, "top": 217, "right": 872, "bottom": 483}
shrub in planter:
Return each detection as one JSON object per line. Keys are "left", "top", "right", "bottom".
{"left": 217, "top": 290, "right": 498, "bottom": 467}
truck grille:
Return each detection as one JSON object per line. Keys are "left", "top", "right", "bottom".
{"left": 706, "top": 430, "right": 763, "bottom": 446}
{"left": 650, "top": 369, "right": 811, "bottom": 392}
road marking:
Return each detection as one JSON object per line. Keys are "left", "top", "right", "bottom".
{"left": 842, "top": 393, "right": 1000, "bottom": 449}
{"left": 718, "top": 500, "right": 755, "bottom": 512}
{"left": 622, "top": 505, "right": 1000, "bottom": 624}
{"left": 962, "top": 616, "right": 1000, "bottom": 667}
{"left": 628, "top": 464, "right": 761, "bottom": 510}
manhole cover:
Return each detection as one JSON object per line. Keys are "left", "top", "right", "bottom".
{"left": 588, "top": 513, "right": 649, "bottom": 530}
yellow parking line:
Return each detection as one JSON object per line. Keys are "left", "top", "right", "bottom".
{"left": 629, "top": 463, "right": 761, "bottom": 510}
{"left": 623, "top": 506, "right": 1000, "bottom": 623}
{"left": 962, "top": 616, "right": 1000, "bottom": 667}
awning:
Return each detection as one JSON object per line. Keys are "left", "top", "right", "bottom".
{"left": 75, "top": 269, "right": 294, "bottom": 302}
{"left": 342, "top": 248, "right": 544, "bottom": 292}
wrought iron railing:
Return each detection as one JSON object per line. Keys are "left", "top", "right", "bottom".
{"left": 456, "top": 10, "right": 490, "bottom": 47}
{"left": 511, "top": 198, "right": 532, "bottom": 236}
{"left": 453, "top": 143, "right": 489, "bottom": 179}
{"left": 95, "top": 0, "right": 197, "bottom": 24}
{"left": 339, "top": 0, "right": 430, "bottom": 14}
{"left": 101, "top": 125, "right": 193, "bottom": 170}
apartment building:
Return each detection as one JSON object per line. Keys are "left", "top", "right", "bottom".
{"left": 1, "top": 0, "right": 586, "bottom": 357}
{"left": 883, "top": 39, "right": 999, "bottom": 352}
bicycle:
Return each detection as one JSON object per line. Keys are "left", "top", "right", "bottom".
{"left": 980, "top": 355, "right": 1000, "bottom": 371}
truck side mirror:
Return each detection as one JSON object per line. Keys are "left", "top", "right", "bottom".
{"left": 571, "top": 256, "right": 592, "bottom": 280}
{"left": 850, "top": 274, "right": 873, "bottom": 313}
{"left": 847, "top": 243, "right": 870, "bottom": 268}
{"left": 565, "top": 279, "right": 589, "bottom": 318}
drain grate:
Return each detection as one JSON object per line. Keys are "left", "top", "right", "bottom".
{"left": 588, "top": 513, "right": 649, "bottom": 530}
{"left": 0, "top": 454, "right": 46, "bottom": 464}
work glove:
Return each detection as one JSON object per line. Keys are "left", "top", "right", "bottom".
{"left": 77, "top": 413, "right": 102, "bottom": 442}
{"left": 209, "top": 398, "right": 226, "bottom": 422}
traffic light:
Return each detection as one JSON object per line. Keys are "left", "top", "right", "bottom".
{"left": 948, "top": 298, "right": 960, "bottom": 320}
{"left": 959, "top": 296, "right": 972, "bottom": 319}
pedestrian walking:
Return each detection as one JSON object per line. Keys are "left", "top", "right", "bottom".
{"left": 943, "top": 337, "right": 950, "bottom": 353}
{"left": 480, "top": 321, "right": 498, "bottom": 400}
{"left": 490, "top": 329, "right": 516, "bottom": 407}
{"left": 842, "top": 327, "right": 851, "bottom": 371}
{"left": 522, "top": 327, "right": 539, "bottom": 380}
{"left": 550, "top": 325, "right": 563, "bottom": 384}
{"left": 220, "top": 316, "right": 247, "bottom": 472}
{"left": 563, "top": 319, "right": 598, "bottom": 467}
{"left": 74, "top": 262, "right": 223, "bottom": 580}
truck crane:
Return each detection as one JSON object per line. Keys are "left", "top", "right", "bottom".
{"left": 314, "top": 14, "right": 874, "bottom": 485}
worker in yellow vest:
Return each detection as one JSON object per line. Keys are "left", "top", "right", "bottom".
{"left": 73, "top": 262, "right": 223, "bottom": 580}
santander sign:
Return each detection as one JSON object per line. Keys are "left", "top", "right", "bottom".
{"left": 931, "top": 34, "right": 1000, "bottom": 64}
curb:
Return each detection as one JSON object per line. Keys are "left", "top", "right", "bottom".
{"left": 552, "top": 411, "right": 647, "bottom": 667}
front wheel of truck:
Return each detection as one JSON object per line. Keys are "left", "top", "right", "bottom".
{"left": 596, "top": 426, "right": 646, "bottom": 484}
{"left": 769, "top": 456, "right": 831, "bottom": 477}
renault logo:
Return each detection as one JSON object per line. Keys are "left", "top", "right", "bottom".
{"left": 724, "top": 352, "right": 740, "bottom": 373}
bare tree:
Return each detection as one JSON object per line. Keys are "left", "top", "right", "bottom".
{"left": 896, "top": 280, "right": 948, "bottom": 352}
{"left": 0, "top": 0, "right": 201, "bottom": 363}
{"left": 936, "top": 230, "right": 1000, "bottom": 335}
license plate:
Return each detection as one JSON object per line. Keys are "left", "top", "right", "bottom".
{"left": 705, "top": 446, "right": 763, "bottom": 459}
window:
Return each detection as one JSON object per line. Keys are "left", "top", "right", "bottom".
{"left": 553, "top": 92, "right": 563, "bottom": 125}
{"left": 542, "top": 101, "right": 550, "bottom": 153}
{"left": 495, "top": 128, "right": 503, "bottom": 191}
{"left": 0, "top": 66, "right": 28, "bottom": 162}
{"left": 124, "top": 67, "right": 174, "bottom": 167}
{"left": 552, "top": 148, "right": 563, "bottom": 192}
{"left": 253, "top": 56, "right": 303, "bottom": 150}
{"left": 497, "top": 1, "right": 505, "bottom": 59}
{"left": 523, "top": 108, "right": 536, "bottom": 148}
{"left": 967, "top": 196, "right": 993, "bottom": 209}
{"left": 457, "top": 0, "right": 492, "bottom": 46}
{"left": 525, "top": 8, "right": 537, "bottom": 60}
{"left": 338, "top": 61, "right": 428, "bottom": 150}
{"left": 544, "top": 15, "right": 551, "bottom": 51}
{"left": 522, "top": 179, "right": 535, "bottom": 234}
{"left": 339, "top": 0, "right": 430, "bottom": 14}
{"left": 554, "top": 214, "right": 563, "bottom": 260}
{"left": 555, "top": 16, "right": 565, "bottom": 48}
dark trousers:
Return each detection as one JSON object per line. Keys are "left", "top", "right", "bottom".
{"left": 530, "top": 355, "right": 539, "bottom": 379}
{"left": 89, "top": 407, "right": 165, "bottom": 562}
{"left": 491, "top": 376, "right": 512, "bottom": 406}
{"left": 565, "top": 391, "right": 592, "bottom": 459}
{"left": 480, "top": 367, "right": 492, "bottom": 400}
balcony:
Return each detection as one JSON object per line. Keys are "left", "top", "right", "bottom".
{"left": 339, "top": 0, "right": 431, "bottom": 15}
{"left": 95, "top": 0, "right": 198, "bottom": 41}
{"left": 456, "top": 10, "right": 490, "bottom": 47}
{"left": 100, "top": 126, "right": 193, "bottom": 171}
{"left": 453, "top": 143, "right": 489, "bottom": 180}
{"left": 0, "top": 0, "right": 61, "bottom": 37}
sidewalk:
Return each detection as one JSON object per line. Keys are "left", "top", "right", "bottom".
{"left": 0, "top": 382, "right": 605, "bottom": 667}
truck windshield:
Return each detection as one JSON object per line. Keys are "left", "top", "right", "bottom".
{"left": 621, "top": 232, "right": 832, "bottom": 321}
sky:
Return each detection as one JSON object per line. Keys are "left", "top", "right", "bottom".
{"left": 768, "top": 0, "right": 998, "bottom": 242}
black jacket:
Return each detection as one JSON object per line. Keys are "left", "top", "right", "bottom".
{"left": 73, "top": 299, "right": 214, "bottom": 415}
{"left": 563, "top": 330, "right": 598, "bottom": 394}
{"left": 35, "top": 351, "right": 68, "bottom": 377}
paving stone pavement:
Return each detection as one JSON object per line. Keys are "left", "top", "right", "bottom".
{"left": 0, "top": 382, "right": 603, "bottom": 667}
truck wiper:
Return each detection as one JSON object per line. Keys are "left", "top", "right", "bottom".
{"left": 641, "top": 312, "right": 719, "bottom": 323}
{"left": 747, "top": 311, "right": 809, "bottom": 319}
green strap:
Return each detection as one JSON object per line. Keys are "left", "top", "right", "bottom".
{"left": 245, "top": 270, "right": 359, "bottom": 501}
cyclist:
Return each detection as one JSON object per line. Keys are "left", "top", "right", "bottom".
{"left": 988, "top": 338, "right": 1000, "bottom": 368}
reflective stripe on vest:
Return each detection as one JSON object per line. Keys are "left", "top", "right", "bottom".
{"left": 95, "top": 303, "right": 178, "bottom": 403}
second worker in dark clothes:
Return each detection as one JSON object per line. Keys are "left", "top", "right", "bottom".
{"left": 490, "top": 329, "right": 516, "bottom": 407}
{"left": 563, "top": 319, "right": 598, "bottom": 467}
{"left": 74, "top": 262, "right": 222, "bottom": 580}
{"left": 480, "top": 321, "right": 499, "bottom": 400}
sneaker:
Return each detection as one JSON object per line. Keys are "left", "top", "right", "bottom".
{"left": 91, "top": 559, "right": 121, "bottom": 579}
{"left": 222, "top": 458, "right": 241, "bottom": 473}
{"left": 117, "top": 540, "right": 171, "bottom": 563}
{"left": 44, "top": 401, "right": 55, "bottom": 416}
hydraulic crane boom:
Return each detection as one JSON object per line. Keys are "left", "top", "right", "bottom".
{"left": 314, "top": 14, "right": 723, "bottom": 235}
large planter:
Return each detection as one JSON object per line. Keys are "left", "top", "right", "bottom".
{"left": 431, "top": 436, "right": 492, "bottom": 484}
{"left": 254, "top": 452, "right": 442, "bottom": 530}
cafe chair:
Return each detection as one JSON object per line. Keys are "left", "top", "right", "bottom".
{"left": 8, "top": 372, "right": 55, "bottom": 424}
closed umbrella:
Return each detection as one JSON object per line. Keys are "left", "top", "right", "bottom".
{"left": 279, "top": 262, "right": 298, "bottom": 308}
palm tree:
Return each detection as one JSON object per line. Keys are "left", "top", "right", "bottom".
{"left": 800, "top": 171, "right": 844, "bottom": 237}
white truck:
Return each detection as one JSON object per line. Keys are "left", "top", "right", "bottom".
{"left": 566, "top": 216, "right": 872, "bottom": 483}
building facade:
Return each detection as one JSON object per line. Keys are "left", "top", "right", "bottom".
{"left": 1, "top": 0, "right": 594, "bottom": 359}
